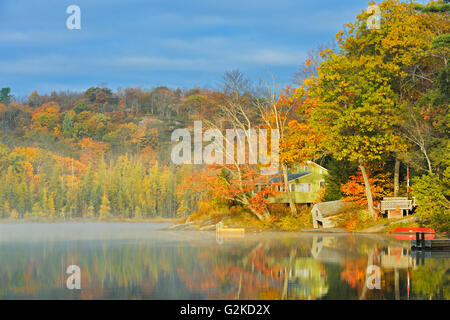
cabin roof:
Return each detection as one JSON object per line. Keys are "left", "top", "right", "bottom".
{"left": 268, "top": 161, "right": 327, "bottom": 184}
{"left": 307, "top": 160, "right": 328, "bottom": 171}
{"left": 311, "top": 200, "right": 351, "bottom": 217}
{"left": 270, "top": 172, "right": 311, "bottom": 183}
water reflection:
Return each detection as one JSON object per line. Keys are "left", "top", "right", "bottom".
{"left": 0, "top": 223, "right": 448, "bottom": 300}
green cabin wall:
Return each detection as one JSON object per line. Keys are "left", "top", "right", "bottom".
{"left": 269, "top": 162, "right": 327, "bottom": 204}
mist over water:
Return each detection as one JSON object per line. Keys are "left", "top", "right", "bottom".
{"left": 0, "top": 223, "right": 448, "bottom": 300}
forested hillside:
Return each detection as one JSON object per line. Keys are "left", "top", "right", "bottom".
{"left": 0, "top": 0, "right": 448, "bottom": 232}
{"left": 0, "top": 85, "right": 231, "bottom": 219}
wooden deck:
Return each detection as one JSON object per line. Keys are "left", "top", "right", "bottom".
{"left": 411, "top": 233, "right": 450, "bottom": 251}
{"left": 380, "top": 197, "right": 416, "bottom": 219}
{"left": 216, "top": 228, "right": 245, "bottom": 234}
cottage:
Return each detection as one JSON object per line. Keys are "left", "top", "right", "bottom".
{"left": 311, "top": 200, "right": 353, "bottom": 229}
{"left": 268, "top": 161, "right": 327, "bottom": 205}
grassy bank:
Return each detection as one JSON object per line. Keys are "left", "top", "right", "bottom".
{"left": 187, "top": 201, "right": 438, "bottom": 234}
{"left": 187, "top": 202, "right": 315, "bottom": 231}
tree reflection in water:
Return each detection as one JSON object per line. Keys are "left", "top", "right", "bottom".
{"left": 0, "top": 223, "right": 448, "bottom": 299}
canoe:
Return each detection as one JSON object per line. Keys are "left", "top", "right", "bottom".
{"left": 394, "top": 227, "right": 435, "bottom": 234}
{"left": 395, "top": 234, "right": 435, "bottom": 240}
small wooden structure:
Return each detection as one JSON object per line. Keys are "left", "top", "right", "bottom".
{"left": 215, "top": 222, "right": 245, "bottom": 234}
{"left": 311, "top": 200, "right": 354, "bottom": 229}
{"left": 380, "top": 197, "right": 416, "bottom": 219}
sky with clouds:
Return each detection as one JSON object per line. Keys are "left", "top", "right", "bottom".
{"left": 0, "top": 0, "right": 380, "bottom": 97}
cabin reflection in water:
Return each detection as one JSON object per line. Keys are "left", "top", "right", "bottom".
{"left": 379, "top": 246, "right": 415, "bottom": 300}
{"left": 308, "top": 235, "right": 444, "bottom": 300}
{"left": 285, "top": 257, "right": 328, "bottom": 300}
{"left": 380, "top": 247, "right": 415, "bottom": 269}
{"left": 0, "top": 224, "right": 448, "bottom": 300}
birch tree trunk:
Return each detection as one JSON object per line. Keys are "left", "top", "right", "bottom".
{"left": 359, "top": 248, "right": 375, "bottom": 300}
{"left": 394, "top": 157, "right": 400, "bottom": 197}
{"left": 281, "top": 248, "right": 296, "bottom": 300}
{"left": 359, "top": 159, "right": 376, "bottom": 219}
{"left": 282, "top": 163, "right": 297, "bottom": 216}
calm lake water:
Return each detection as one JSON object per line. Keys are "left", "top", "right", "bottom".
{"left": 0, "top": 223, "right": 448, "bottom": 300}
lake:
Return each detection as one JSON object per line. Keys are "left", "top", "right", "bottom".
{"left": 0, "top": 223, "right": 448, "bottom": 300}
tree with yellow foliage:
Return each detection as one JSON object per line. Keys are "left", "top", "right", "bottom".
{"left": 99, "top": 193, "right": 111, "bottom": 219}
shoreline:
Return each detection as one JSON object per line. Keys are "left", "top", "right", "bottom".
{"left": 1, "top": 217, "right": 446, "bottom": 237}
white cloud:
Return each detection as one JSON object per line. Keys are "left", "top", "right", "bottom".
{"left": 242, "top": 49, "right": 305, "bottom": 65}
{"left": 114, "top": 56, "right": 214, "bottom": 71}
{"left": 0, "top": 55, "right": 102, "bottom": 74}
{"left": 147, "top": 12, "right": 229, "bottom": 28}
{"left": 0, "top": 32, "right": 29, "bottom": 41}
{"left": 0, "top": 45, "right": 307, "bottom": 77}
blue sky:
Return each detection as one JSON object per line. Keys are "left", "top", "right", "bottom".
{"left": 0, "top": 0, "right": 377, "bottom": 97}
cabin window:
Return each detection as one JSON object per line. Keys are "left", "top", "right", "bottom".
{"left": 319, "top": 181, "right": 325, "bottom": 188}
{"left": 288, "top": 183, "right": 313, "bottom": 192}
{"left": 293, "top": 183, "right": 310, "bottom": 192}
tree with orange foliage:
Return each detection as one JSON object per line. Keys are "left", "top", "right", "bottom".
{"left": 31, "top": 101, "right": 61, "bottom": 132}
{"left": 340, "top": 257, "right": 368, "bottom": 296}
{"left": 78, "top": 137, "right": 110, "bottom": 164}
{"left": 0, "top": 103, "right": 6, "bottom": 116}
{"left": 341, "top": 169, "right": 393, "bottom": 207}
{"left": 186, "top": 165, "right": 281, "bottom": 221}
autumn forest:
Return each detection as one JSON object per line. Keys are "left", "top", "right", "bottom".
{"left": 0, "top": 0, "right": 448, "bottom": 232}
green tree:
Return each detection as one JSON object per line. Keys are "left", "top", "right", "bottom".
{"left": 47, "top": 195, "right": 55, "bottom": 217}
{"left": 0, "top": 88, "right": 12, "bottom": 105}
{"left": 74, "top": 103, "right": 90, "bottom": 114}
{"left": 62, "top": 112, "right": 73, "bottom": 138}
{"left": 414, "top": 0, "right": 450, "bottom": 48}
{"left": 323, "top": 158, "right": 358, "bottom": 201}
{"left": 308, "top": 51, "right": 402, "bottom": 218}
{"left": 413, "top": 168, "right": 450, "bottom": 232}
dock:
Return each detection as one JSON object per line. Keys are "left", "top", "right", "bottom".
{"left": 216, "top": 222, "right": 245, "bottom": 234}
{"left": 216, "top": 228, "right": 245, "bottom": 234}
{"left": 411, "top": 232, "right": 450, "bottom": 251}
